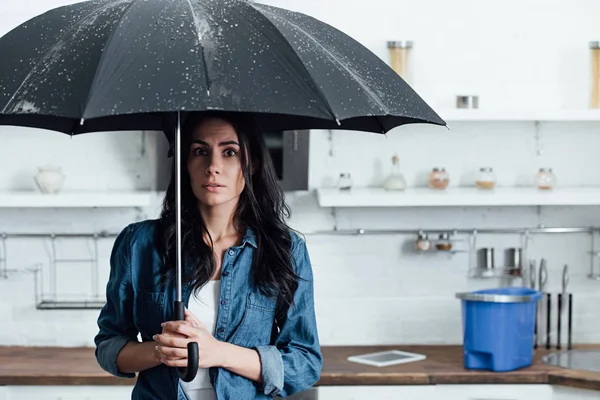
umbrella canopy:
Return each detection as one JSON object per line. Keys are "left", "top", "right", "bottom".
{"left": 0, "top": 0, "right": 445, "bottom": 135}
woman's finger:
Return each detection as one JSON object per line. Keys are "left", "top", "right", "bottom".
{"left": 184, "top": 308, "right": 206, "bottom": 329}
{"left": 161, "top": 358, "right": 193, "bottom": 368}
{"left": 156, "top": 345, "right": 188, "bottom": 360}
{"left": 153, "top": 333, "right": 192, "bottom": 349}
{"left": 161, "top": 321, "right": 198, "bottom": 337}
{"left": 161, "top": 327, "right": 187, "bottom": 339}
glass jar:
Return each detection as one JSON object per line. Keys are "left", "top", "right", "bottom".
{"left": 383, "top": 154, "right": 407, "bottom": 191}
{"left": 475, "top": 167, "right": 497, "bottom": 190}
{"left": 387, "top": 41, "right": 413, "bottom": 81}
{"left": 591, "top": 41, "right": 600, "bottom": 108}
{"left": 337, "top": 173, "right": 353, "bottom": 191}
{"left": 415, "top": 231, "right": 430, "bottom": 252}
{"left": 535, "top": 168, "right": 557, "bottom": 190}
{"left": 435, "top": 233, "right": 453, "bottom": 251}
{"left": 429, "top": 167, "right": 449, "bottom": 190}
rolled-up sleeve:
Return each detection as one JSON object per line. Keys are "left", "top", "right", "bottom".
{"left": 255, "top": 236, "right": 322, "bottom": 397}
{"left": 94, "top": 224, "right": 139, "bottom": 378}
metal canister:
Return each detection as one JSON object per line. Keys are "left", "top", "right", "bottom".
{"left": 506, "top": 247, "right": 522, "bottom": 269}
{"left": 477, "top": 248, "right": 495, "bottom": 269}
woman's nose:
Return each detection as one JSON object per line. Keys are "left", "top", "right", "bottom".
{"left": 205, "top": 156, "right": 221, "bottom": 175}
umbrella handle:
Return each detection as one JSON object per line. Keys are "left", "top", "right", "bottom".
{"left": 174, "top": 300, "right": 199, "bottom": 382}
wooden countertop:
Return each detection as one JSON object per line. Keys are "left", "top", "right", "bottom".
{"left": 1, "top": 345, "right": 599, "bottom": 391}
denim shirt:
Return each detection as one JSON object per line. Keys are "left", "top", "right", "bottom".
{"left": 94, "top": 219, "right": 322, "bottom": 400}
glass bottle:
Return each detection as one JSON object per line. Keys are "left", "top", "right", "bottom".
{"left": 475, "top": 167, "right": 497, "bottom": 190}
{"left": 429, "top": 167, "right": 449, "bottom": 190}
{"left": 535, "top": 168, "right": 557, "bottom": 190}
{"left": 387, "top": 41, "right": 413, "bottom": 81}
{"left": 591, "top": 41, "right": 600, "bottom": 108}
{"left": 383, "top": 154, "right": 407, "bottom": 191}
{"left": 337, "top": 173, "right": 353, "bottom": 191}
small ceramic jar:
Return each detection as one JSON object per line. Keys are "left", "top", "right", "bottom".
{"left": 475, "top": 167, "right": 497, "bottom": 190}
{"left": 34, "top": 165, "right": 66, "bottom": 194}
{"left": 429, "top": 167, "right": 449, "bottom": 190}
{"left": 535, "top": 168, "right": 556, "bottom": 190}
{"left": 337, "top": 173, "right": 353, "bottom": 190}
{"left": 415, "top": 231, "right": 431, "bottom": 252}
{"left": 435, "top": 233, "right": 453, "bottom": 251}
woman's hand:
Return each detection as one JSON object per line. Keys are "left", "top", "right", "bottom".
{"left": 153, "top": 309, "right": 223, "bottom": 369}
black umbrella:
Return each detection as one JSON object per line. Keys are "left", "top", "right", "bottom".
{"left": 0, "top": 0, "right": 446, "bottom": 382}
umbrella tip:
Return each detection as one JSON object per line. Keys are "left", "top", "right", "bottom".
{"left": 335, "top": 118, "right": 341, "bottom": 126}
{"left": 80, "top": 118, "right": 85, "bottom": 126}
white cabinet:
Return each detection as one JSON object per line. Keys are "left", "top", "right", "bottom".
{"left": 435, "top": 384, "right": 553, "bottom": 400}
{"left": 2, "top": 384, "right": 597, "bottom": 400}
{"left": 552, "top": 385, "right": 599, "bottom": 400}
{"left": 317, "top": 384, "right": 597, "bottom": 400}
{"left": 318, "top": 385, "right": 437, "bottom": 400}
{"left": 5, "top": 386, "right": 132, "bottom": 400}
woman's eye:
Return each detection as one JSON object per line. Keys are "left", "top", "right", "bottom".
{"left": 224, "top": 149, "right": 237, "bottom": 157}
{"left": 193, "top": 148, "right": 207, "bottom": 156}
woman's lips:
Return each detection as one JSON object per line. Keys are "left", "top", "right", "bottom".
{"left": 203, "top": 183, "right": 224, "bottom": 192}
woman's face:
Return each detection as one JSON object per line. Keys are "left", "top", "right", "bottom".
{"left": 187, "top": 118, "right": 246, "bottom": 208}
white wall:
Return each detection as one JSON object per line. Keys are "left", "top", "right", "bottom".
{"left": 1, "top": 0, "right": 600, "bottom": 348}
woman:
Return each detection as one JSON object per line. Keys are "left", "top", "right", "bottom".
{"left": 94, "top": 112, "right": 322, "bottom": 400}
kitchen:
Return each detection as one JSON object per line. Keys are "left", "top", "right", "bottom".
{"left": 1, "top": 0, "right": 600, "bottom": 399}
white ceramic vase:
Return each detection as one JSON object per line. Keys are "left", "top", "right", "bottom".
{"left": 34, "top": 165, "right": 66, "bottom": 194}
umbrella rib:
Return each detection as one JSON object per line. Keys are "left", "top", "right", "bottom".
{"left": 1, "top": 0, "right": 132, "bottom": 116}
{"left": 246, "top": 2, "right": 341, "bottom": 125}
{"left": 80, "top": 0, "right": 139, "bottom": 120}
{"left": 185, "top": 0, "right": 211, "bottom": 97}
{"left": 282, "top": 19, "right": 391, "bottom": 116}
{"left": 254, "top": 5, "right": 391, "bottom": 117}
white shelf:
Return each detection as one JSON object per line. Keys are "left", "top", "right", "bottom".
{"left": 439, "top": 109, "right": 600, "bottom": 122}
{"left": 0, "top": 191, "right": 157, "bottom": 208}
{"left": 316, "top": 187, "right": 600, "bottom": 208}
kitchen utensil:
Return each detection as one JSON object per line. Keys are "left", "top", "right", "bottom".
{"left": 568, "top": 291, "right": 573, "bottom": 350}
{"left": 538, "top": 259, "right": 548, "bottom": 292}
{"left": 546, "top": 291, "right": 552, "bottom": 350}
{"left": 557, "top": 264, "right": 569, "bottom": 349}
{"left": 529, "top": 260, "right": 537, "bottom": 289}
{"left": 540, "top": 259, "right": 552, "bottom": 350}
{"left": 530, "top": 260, "right": 538, "bottom": 349}
{"left": 538, "top": 259, "right": 549, "bottom": 349}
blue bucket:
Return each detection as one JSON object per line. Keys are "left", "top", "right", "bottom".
{"left": 456, "top": 287, "right": 542, "bottom": 372}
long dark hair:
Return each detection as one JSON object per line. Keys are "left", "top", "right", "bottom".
{"left": 157, "top": 112, "right": 300, "bottom": 320}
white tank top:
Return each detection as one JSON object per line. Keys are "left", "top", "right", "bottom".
{"left": 182, "top": 280, "right": 221, "bottom": 400}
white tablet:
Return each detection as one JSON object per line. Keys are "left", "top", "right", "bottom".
{"left": 347, "top": 350, "right": 427, "bottom": 367}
